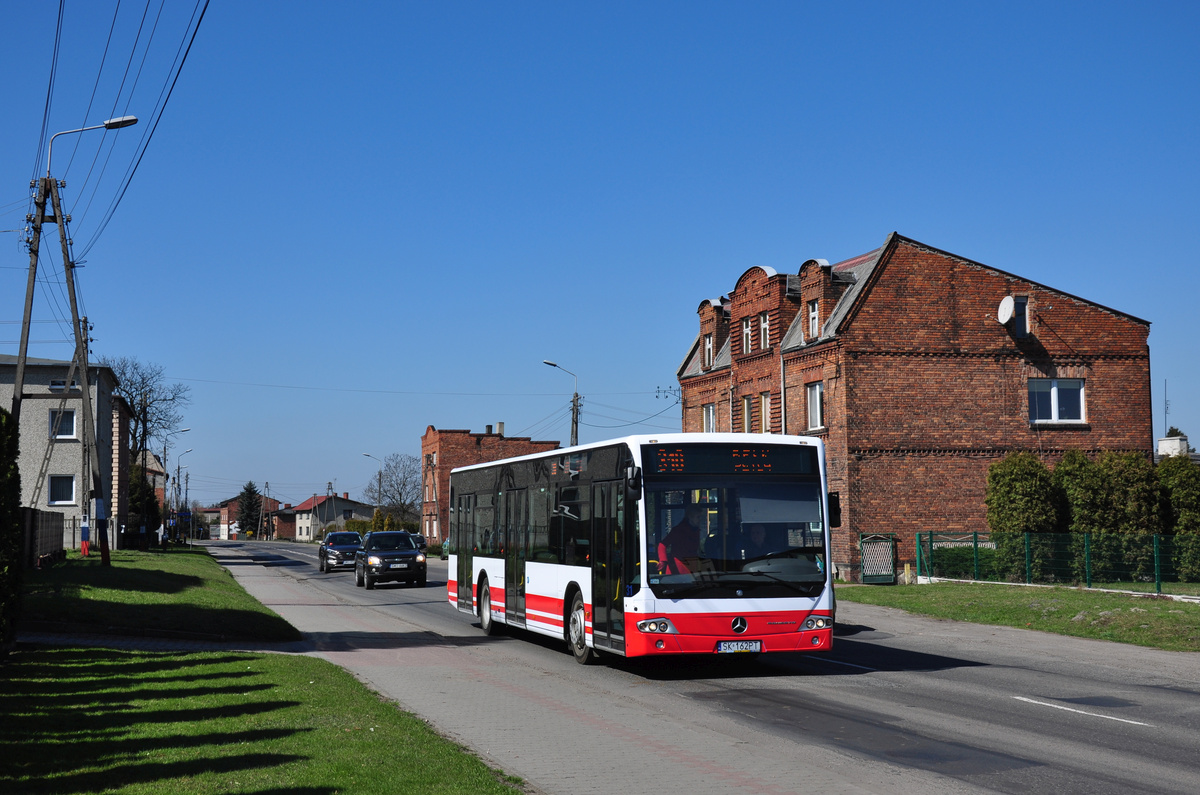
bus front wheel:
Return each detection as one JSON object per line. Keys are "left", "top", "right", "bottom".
{"left": 568, "top": 592, "right": 595, "bottom": 665}
{"left": 479, "top": 582, "right": 500, "bottom": 636}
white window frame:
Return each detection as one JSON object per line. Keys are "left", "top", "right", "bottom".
{"left": 701, "top": 403, "right": 716, "bottom": 433}
{"left": 49, "top": 475, "right": 75, "bottom": 506}
{"left": 759, "top": 312, "right": 770, "bottom": 349}
{"left": 806, "top": 382, "right": 824, "bottom": 430}
{"left": 760, "top": 392, "right": 771, "bottom": 433}
{"left": 1014, "top": 296, "right": 1029, "bottom": 338}
{"left": 703, "top": 333, "right": 714, "bottom": 368}
{"left": 50, "top": 409, "right": 76, "bottom": 439}
{"left": 49, "top": 379, "right": 79, "bottom": 392}
{"left": 742, "top": 395, "right": 753, "bottom": 433}
{"left": 1028, "top": 378, "right": 1085, "bottom": 423}
{"left": 807, "top": 300, "right": 820, "bottom": 339}
{"left": 742, "top": 318, "right": 753, "bottom": 354}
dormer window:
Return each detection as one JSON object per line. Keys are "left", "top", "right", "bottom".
{"left": 742, "top": 318, "right": 753, "bottom": 354}
{"left": 759, "top": 312, "right": 770, "bottom": 349}
{"left": 703, "top": 334, "right": 714, "bottom": 368}
{"left": 807, "top": 300, "right": 820, "bottom": 339}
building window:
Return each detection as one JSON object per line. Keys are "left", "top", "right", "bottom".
{"left": 759, "top": 312, "right": 770, "bottom": 349}
{"left": 703, "top": 333, "right": 714, "bottom": 368}
{"left": 742, "top": 395, "right": 754, "bottom": 433}
{"left": 807, "top": 300, "right": 820, "bottom": 339}
{"left": 1029, "top": 378, "right": 1084, "bottom": 423}
{"left": 742, "top": 318, "right": 753, "bottom": 354}
{"left": 1014, "top": 297, "right": 1029, "bottom": 338}
{"left": 702, "top": 403, "right": 716, "bottom": 432}
{"left": 49, "top": 475, "right": 75, "bottom": 505}
{"left": 760, "top": 392, "right": 771, "bottom": 433}
{"left": 49, "top": 380, "right": 79, "bottom": 392}
{"left": 806, "top": 382, "right": 824, "bottom": 430}
{"left": 50, "top": 409, "right": 76, "bottom": 439}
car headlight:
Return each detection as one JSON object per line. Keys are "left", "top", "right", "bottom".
{"left": 416, "top": 554, "right": 426, "bottom": 563}
{"left": 367, "top": 555, "right": 382, "bottom": 566}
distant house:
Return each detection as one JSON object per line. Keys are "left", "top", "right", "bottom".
{"left": 288, "top": 492, "right": 374, "bottom": 541}
{"left": 216, "top": 494, "right": 283, "bottom": 540}
{"left": 0, "top": 353, "right": 127, "bottom": 550}
{"left": 420, "top": 424, "right": 560, "bottom": 545}
{"left": 678, "top": 233, "right": 1152, "bottom": 581}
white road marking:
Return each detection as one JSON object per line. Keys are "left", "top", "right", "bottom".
{"left": 1013, "top": 696, "right": 1153, "bottom": 727}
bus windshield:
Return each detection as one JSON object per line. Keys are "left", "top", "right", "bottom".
{"left": 644, "top": 478, "right": 827, "bottom": 600}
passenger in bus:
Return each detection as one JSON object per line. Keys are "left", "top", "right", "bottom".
{"left": 658, "top": 505, "right": 705, "bottom": 575}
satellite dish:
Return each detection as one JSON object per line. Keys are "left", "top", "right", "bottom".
{"left": 997, "top": 296, "right": 1015, "bottom": 325}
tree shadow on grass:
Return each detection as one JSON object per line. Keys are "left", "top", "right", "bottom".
{"left": 0, "top": 647, "right": 323, "bottom": 795}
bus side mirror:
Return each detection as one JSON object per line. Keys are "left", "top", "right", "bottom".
{"left": 625, "top": 465, "right": 642, "bottom": 502}
{"left": 828, "top": 492, "right": 841, "bottom": 528}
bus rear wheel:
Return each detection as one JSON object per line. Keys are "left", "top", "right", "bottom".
{"left": 568, "top": 592, "right": 595, "bottom": 665}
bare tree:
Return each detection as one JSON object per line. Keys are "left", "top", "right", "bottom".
{"left": 362, "top": 453, "right": 422, "bottom": 522}
{"left": 99, "top": 356, "right": 191, "bottom": 460}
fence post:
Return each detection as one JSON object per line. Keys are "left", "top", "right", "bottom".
{"left": 1154, "top": 535, "right": 1162, "bottom": 595}
{"left": 1084, "top": 533, "right": 1092, "bottom": 588}
{"left": 972, "top": 531, "right": 980, "bottom": 581}
{"left": 916, "top": 533, "right": 924, "bottom": 578}
{"left": 1024, "top": 533, "right": 1032, "bottom": 584}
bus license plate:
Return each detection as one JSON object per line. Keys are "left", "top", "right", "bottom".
{"left": 718, "top": 640, "right": 761, "bottom": 653}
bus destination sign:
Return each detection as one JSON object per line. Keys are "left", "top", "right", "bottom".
{"left": 643, "top": 443, "right": 815, "bottom": 476}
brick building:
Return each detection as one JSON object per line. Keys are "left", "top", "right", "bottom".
{"left": 678, "top": 232, "right": 1152, "bottom": 580}
{"left": 421, "top": 424, "right": 559, "bottom": 544}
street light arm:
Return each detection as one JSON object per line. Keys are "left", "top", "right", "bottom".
{"left": 46, "top": 116, "right": 139, "bottom": 178}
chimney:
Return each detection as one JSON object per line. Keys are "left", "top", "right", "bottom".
{"left": 486, "top": 424, "right": 493, "bottom": 434}
{"left": 497, "top": 421, "right": 505, "bottom": 436}
{"left": 342, "top": 492, "right": 349, "bottom": 499}
{"left": 284, "top": 504, "right": 291, "bottom": 509}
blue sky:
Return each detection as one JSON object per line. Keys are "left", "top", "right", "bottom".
{"left": 2, "top": 2, "right": 1197, "bottom": 507}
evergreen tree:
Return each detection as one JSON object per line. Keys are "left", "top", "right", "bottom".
{"left": 1052, "top": 450, "right": 1106, "bottom": 582}
{"left": 372, "top": 508, "right": 385, "bottom": 533}
{"left": 384, "top": 513, "right": 396, "bottom": 532}
{"left": 236, "top": 482, "right": 263, "bottom": 539}
{"left": 1159, "top": 455, "right": 1200, "bottom": 581}
{"left": 1095, "top": 452, "right": 1160, "bottom": 581}
{"left": 986, "top": 452, "right": 1057, "bottom": 581}
{"left": 128, "top": 464, "right": 162, "bottom": 541}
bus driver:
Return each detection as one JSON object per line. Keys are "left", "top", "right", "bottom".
{"left": 658, "top": 505, "right": 705, "bottom": 575}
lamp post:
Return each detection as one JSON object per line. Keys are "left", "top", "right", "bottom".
{"left": 363, "top": 453, "right": 383, "bottom": 524}
{"left": 543, "top": 360, "right": 580, "bottom": 446}
{"left": 175, "top": 449, "right": 192, "bottom": 541}
{"left": 160, "top": 429, "right": 190, "bottom": 541}
{"left": 11, "top": 116, "right": 139, "bottom": 567}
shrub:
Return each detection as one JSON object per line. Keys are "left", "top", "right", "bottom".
{"left": 1159, "top": 455, "right": 1200, "bottom": 581}
{"left": 986, "top": 452, "right": 1057, "bottom": 581}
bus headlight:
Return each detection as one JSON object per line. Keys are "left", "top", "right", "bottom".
{"left": 637, "top": 618, "right": 678, "bottom": 634}
{"left": 802, "top": 617, "right": 833, "bottom": 631}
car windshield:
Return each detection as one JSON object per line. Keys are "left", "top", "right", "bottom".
{"left": 328, "top": 534, "right": 360, "bottom": 546}
{"left": 368, "top": 534, "right": 416, "bottom": 551}
{"left": 645, "top": 478, "right": 827, "bottom": 599}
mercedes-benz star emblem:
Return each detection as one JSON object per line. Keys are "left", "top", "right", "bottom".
{"left": 731, "top": 617, "right": 748, "bottom": 634}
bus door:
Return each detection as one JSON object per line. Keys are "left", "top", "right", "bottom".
{"left": 505, "top": 488, "right": 527, "bottom": 626}
{"left": 591, "top": 481, "right": 625, "bottom": 653}
{"left": 456, "top": 493, "right": 475, "bottom": 610}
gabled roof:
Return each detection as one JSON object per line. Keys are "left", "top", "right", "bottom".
{"left": 292, "top": 494, "right": 372, "bottom": 512}
{"left": 780, "top": 243, "right": 886, "bottom": 352}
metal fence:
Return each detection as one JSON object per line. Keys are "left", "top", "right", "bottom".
{"left": 915, "top": 532, "right": 1200, "bottom": 597}
{"left": 23, "top": 508, "right": 65, "bottom": 568}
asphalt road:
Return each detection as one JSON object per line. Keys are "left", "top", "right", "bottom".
{"left": 208, "top": 540, "right": 1200, "bottom": 795}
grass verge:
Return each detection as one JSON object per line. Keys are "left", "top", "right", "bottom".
{"left": 837, "top": 582, "right": 1200, "bottom": 652}
{"left": 20, "top": 549, "right": 300, "bottom": 641}
{"left": 0, "top": 645, "right": 524, "bottom": 795}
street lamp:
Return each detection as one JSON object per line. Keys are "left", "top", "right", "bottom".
{"left": 175, "top": 448, "right": 193, "bottom": 540}
{"left": 47, "top": 116, "right": 138, "bottom": 178}
{"left": 363, "top": 453, "right": 383, "bottom": 518}
{"left": 543, "top": 360, "right": 580, "bottom": 446}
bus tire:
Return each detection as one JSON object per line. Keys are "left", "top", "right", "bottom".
{"left": 567, "top": 591, "right": 595, "bottom": 665}
{"left": 479, "top": 580, "right": 501, "bottom": 636}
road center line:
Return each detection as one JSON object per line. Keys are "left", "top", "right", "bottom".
{"left": 1013, "top": 696, "right": 1153, "bottom": 727}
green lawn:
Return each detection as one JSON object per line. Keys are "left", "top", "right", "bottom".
{"left": 837, "top": 582, "right": 1200, "bottom": 652}
{"left": 20, "top": 548, "right": 300, "bottom": 641}
{"left": 0, "top": 646, "right": 523, "bottom": 795}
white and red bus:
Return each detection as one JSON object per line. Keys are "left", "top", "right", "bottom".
{"left": 447, "top": 433, "right": 839, "bottom": 664}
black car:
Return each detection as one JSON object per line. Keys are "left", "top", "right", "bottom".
{"left": 355, "top": 531, "right": 427, "bottom": 589}
{"left": 318, "top": 531, "right": 362, "bottom": 573}
{"left": 407, "top": 531, "right": 428, "bottom": 551}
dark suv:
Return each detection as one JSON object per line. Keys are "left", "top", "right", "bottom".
{"left": 355, "top": 531, "right": 427, "bottom": 589}
{"left": 319, "top": 531, "right": 362, "bottom": 573}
